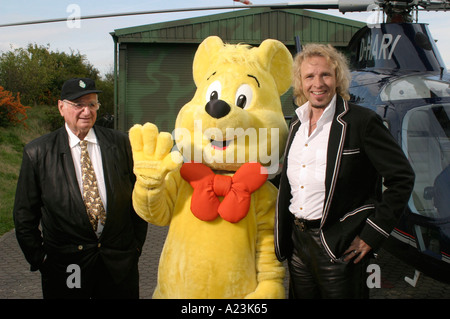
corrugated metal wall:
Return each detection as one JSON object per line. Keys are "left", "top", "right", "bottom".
{"left": 119, "top": 42, "right": 296, "bottom": 132}
{"left": 114, "top": 9, "right": 363, "bottom": 46}
{"left": 120, "top": 43, "right": 196, "bottom": 132}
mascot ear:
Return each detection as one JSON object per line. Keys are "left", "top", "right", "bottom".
{"left": 256, "top": 39, "right": 293, "bottom": 96}
{"left": 193, "top": 36, "right": 224, "bottom": 87}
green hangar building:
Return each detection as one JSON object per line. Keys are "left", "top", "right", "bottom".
{"left": 110, "top": 8, "right": 364, "bottom": 132}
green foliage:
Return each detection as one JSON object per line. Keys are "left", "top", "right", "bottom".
{"left": 0, "top": 105, "right": 51, "bottom": 236}
{"left": 0, "top": 43, "right": 113, "bottom": 107}
{"left": 41, "top": 105, "right": 64, "bottom": 132}
{"left": 96, "top": 71, "right": 114, "bottom": 116}
{"left": 0, "top": 131, "right": 24, "bottom": 152}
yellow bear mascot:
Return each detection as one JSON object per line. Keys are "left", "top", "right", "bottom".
{"left": 130, "top": 36, "right": 292, "bottom": 298}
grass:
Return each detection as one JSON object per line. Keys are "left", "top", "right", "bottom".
{"left": 0, "top": 105, "right": 55, "bottom": 236}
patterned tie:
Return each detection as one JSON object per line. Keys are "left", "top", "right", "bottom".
{"left": 180, "top": 162, "right": 268, "bottom": 223}
{"left": 80, "top": 140, "right": 106, "bottom": 232}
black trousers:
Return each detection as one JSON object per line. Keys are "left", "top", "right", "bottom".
{"left": 288, "top": 222, "right": 369, "bottom": 299}
{"left": 40, "top": 254, "right": 139, "bottom": 299}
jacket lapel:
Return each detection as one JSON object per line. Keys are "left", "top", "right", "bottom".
{"left": 322, "top": 96, "right": 348, "bottom": 223}
{"left": 58, "top": 128, "right": 86, "bottom": 212}
{"left": 285, "top": 116, "right": 301, "bottom": 158}
{"left": 94, "top": 126, "right": 116, "bottom": 219}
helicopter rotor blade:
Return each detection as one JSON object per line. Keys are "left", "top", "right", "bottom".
{"left": 0, "top": 1, "right": 448, "bottom": 28}
{"left": 0, "top": 3, "right": 336, "bottom": 28}
{"left": 417, "top": 0, "right": 450, "bottom": 11}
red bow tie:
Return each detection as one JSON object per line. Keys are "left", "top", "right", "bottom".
{"left": 180, "top": 162, "right": 268, "bottom": 223}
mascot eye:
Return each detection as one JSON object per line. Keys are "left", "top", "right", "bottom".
{"left": 206, "top": 80, "right": 221, "bottom": 101}
{"left": 210, "top": 91, "right": 219, "bottom": 100}
{"left": 235, "top": 84, "right": 253, "bottom": 109}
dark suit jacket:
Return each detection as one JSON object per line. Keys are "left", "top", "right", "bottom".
{"left": 13, "top": 125, "right": 147, "bottom": 283}
{"left": 275, "top": 96, "right": 415, "bottom": 262}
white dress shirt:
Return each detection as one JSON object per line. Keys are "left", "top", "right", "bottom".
{"left": 286, "top": 95, "right": 336, "bottom": 220}
{"left": 66, "top": 124, "right": 107, "bottom": 235}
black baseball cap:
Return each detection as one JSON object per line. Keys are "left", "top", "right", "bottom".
{"left": 60, "top": 78, "right": 102, "bottom": 101}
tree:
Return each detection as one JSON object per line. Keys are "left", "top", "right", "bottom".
{"left": 97, "top": 70, "right": 114, "bottom": 115}
{"left": 0, "top": 43, "right": 101, "bottom": 106}
{"left": 0, "top": 44, "right": 56, "bottom": 106}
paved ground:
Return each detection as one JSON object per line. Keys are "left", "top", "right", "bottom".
{"left": 1, "top": 223, "right": 449, "bottom": 299}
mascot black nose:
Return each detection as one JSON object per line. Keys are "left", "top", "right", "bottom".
{"left": 205, "top": 99, "right": 231, "bottom": 119}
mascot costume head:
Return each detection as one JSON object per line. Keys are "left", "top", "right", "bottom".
{"left": 130, "top": 36, "right": 292, "bottom": 298}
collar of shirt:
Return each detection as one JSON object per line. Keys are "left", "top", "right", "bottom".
{"left": 65, "top": 123, "right": 98, "bottom": 148}
{"left": 295, "top": 94, "right": 337, "bottom": 127}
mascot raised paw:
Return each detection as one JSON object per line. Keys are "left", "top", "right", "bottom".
{"left": 130, "top": 36, "right": 292, "bottom": 298}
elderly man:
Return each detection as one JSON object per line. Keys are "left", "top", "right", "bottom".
{"left": 14, "top": 78, "right": 147, "bottom": 299}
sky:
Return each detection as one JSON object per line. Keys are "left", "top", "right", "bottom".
{"left": 0, "top": 0, "right": 449, "bottom": 76}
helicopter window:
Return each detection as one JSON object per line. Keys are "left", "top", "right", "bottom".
{"left": 402, "top": 104, "right": 450, "bottom": 219}
{"left": 380, "top": 75, "right": 450, "bottom": 101}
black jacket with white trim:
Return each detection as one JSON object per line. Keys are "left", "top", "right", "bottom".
{"left": 275, "top": 96, "right": 415, "bottom": 262}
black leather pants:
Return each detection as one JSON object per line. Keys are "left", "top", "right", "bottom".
{"left": 287, "top": 221, "right": 369, "bottom": 299}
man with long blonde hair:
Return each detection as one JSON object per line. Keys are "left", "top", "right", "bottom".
{"left": 275, "top": 44, "right": 414, "bottom": 298}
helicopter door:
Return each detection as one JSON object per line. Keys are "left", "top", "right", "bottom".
{"left": 402, "top": 104, "right": 450, "bottom": 219}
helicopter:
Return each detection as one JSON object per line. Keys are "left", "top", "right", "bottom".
{"left": 278, "top": 0, "right": 450, "bottom": 286}
{"left": 1, "top": 0, "right": 449, "bottom": 285}
{"left": 333, "top": 0, "right": 450, "bottom": 286}
{"left": 287, "top": 0, "right": 450, "bottom": 286}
